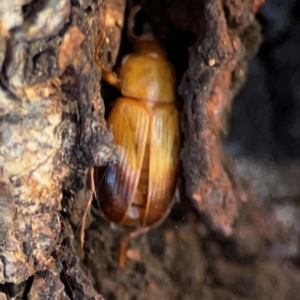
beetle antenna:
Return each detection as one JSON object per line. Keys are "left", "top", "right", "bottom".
{"left": 128, "top": 5, "right": 142, "bottom": 43}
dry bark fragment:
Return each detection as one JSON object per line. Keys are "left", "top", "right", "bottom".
{"left": 177, "top": 0, "right": 263, "bottom": 233}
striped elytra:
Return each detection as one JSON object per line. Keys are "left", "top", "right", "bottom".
{"left": 94, "top": 28, "right": 180, "bottom": 267}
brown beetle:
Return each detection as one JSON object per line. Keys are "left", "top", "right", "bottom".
{"left": 82, "top": 8, "right": 180, "bottom": 267}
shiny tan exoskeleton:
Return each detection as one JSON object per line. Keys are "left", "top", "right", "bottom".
{"left": 94, "top": 12, "right": 180, "bottom": 267}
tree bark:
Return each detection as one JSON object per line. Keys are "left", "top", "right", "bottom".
{"left": 0, "top": 0, "right": 119, "bottom": 298}
{"left": 2, "top": 0, "right": 300, "bottom": 299}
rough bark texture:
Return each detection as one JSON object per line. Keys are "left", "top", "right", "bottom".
{"left": 0, "top": 0, "right": 117, "bottom": 298}
{"left": 2, "top": 0, "right": 300, "bottom": 299}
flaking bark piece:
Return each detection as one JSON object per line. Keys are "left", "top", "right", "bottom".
{"left": 177, "top": 0, "right": 264, "bottom": 233}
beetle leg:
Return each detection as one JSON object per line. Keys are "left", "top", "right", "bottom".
{"left": 94, "top": 31, "right": 120, "bottom": 88}
{"left": 80, "top": 167, "right": 96, "bottom": 255}
{"left": 118, "top": 181, "right": 181, "bottom": 268}
{"left": 118, "top": 226, "right": 151, "bottom": 268}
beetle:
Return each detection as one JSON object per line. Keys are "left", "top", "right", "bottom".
{"left": 89, "top": 10, "right": 180, "bottom": 268}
